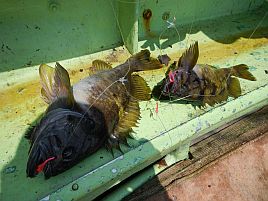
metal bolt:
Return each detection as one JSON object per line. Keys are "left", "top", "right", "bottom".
{"left": 72, "top": 183, "right": 79, "bottom": 191}
{"left": 162, "top": 11, "right": 170, "bottom": 21}
{"left": 48, "top": 0, "right": 60, "bottom": 12}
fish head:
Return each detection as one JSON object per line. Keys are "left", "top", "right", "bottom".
{"left": 162, "top": 68, "right": 189, "bottom": 96}
{"left": 26, "top": 108, "right": 106, "bottom": 178}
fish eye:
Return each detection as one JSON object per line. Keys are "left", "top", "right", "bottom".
{"left": 62, "top": 147, "right": 74, "bottom": 160}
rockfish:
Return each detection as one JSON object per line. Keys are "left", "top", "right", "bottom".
{"left": 153, "top": 42, "right": 256, "bottom": 106}
{"left": 26, "top": 50, "right": 162, "bottom": 178}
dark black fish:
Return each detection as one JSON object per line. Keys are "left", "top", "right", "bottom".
{"left": 26, "top": 50, "right": 162, "bottom": 178}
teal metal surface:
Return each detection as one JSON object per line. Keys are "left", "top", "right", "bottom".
{"left": 0, "top": 0, "right": 267, "bottom": 201}
{"left": 0, "top": 0, "right": 121, "bottom": 72}
{"left": 118, "top": 0, "right": 139, "bottom": 54}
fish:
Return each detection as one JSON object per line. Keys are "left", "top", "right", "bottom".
{"left": 152, "top": 41, "right": 256, "bottom": 106}
{"left": 26, "top": 50, "right": 162, "bottom": 178}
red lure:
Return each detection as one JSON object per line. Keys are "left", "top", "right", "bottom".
{"left": 155, "top": 101, "right": 159, "bottom": 114}
{"left": 168, "top": 71, "right": 175, "bottom": 83}
{"left": 36, "top": 157, "right": 56, "bottom": 173}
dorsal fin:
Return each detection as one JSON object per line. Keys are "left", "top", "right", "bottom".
{"left": 39, "top": 62, "right": 74, "bottom": 105}
{"left": 130, "top": 74, "right": 151, "bottom": 101}
{"left": 90, "top": 60, "right": 112, "bottom": 73}
{"left": 178, "top": 41, "right": 199, "bottom": 71}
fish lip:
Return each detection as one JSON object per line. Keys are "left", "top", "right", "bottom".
{"left": 26, "top": 139, "right": 57, "bottom": 178}
{"left": 26, "top": 145, "right": 43, "bottom": 178}
{"left": 43, "top": 160, "right": 53, "bottom": 179}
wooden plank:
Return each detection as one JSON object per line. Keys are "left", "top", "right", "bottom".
{"left": 124, "top": 106, "right": 268, "bottom": 201}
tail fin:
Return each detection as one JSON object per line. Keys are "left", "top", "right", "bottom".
{"left": 127, "top": 49, "right": 163, "bottom": 72}
{"left": 231, "top": 64, "right": 256, "bottom": 81}
{"left": 228, "top": 77, "right": 241, "bottom": 98}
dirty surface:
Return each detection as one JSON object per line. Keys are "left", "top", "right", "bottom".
{"left": 0, "top": 4, "right": 268, "bottom": 201}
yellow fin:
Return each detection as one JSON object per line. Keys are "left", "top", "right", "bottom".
{"left": 39, "top": 62, "right": 74, "bottom": 105}
{"left": 231, "top": 64, "right": 256, "bottom": 81}
{"left": 114, "top": 97, "right": 140, "bottom": 139}
{"left": 228, "top": 77, "right": 241, "bottom": 98}
{"left": 203, "top": 88, "right": 229, "bottom": 106}
{"left": 130, "top": 74, "right": 151, "bottom": 101}
{"left": 90, "top": 60, "right": 112, "bottom": 73}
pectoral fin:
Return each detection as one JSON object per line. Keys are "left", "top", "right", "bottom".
{"left": 203, "top": 88, "right": 229, "bottom": 106}
{"left": 39, "top": 62, "right": 74, "bottom": 105}
{"left": 105, "top": 97, "right": 140, "bottom": 154}
{"left": 114, "top": 97, "right": 140, "bottom": 140}
{"left": 130, "top": 74, "right": 151, "bottom": 101}
{"left": 228, "top": 77, "right": 241, "bottom": 98}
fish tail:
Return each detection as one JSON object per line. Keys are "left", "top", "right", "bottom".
{"left": 228, "top": 77, "right": 241, "bottom": 98}
{"left": 127, "top": 50, "right": 163, "bottom": 72}
{"left": 231, "top": 64, "right": 256, "bottom": 81}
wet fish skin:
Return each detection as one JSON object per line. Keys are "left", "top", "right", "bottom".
{"left": 26, "top": 50, "right": 162, "bottom": 178}
{"left": 153, "top": 41, "right": 256, "bottom": 106}
{"left": 26, "top": 106, "right": 107, "bottom": 178}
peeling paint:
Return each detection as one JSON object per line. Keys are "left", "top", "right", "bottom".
{"left": 195, "top": 119, "right": 202, "bottom": 133}
{"left": 111, "top": 168, "right": 117, "bottom": 174}
{"left": 5, "top": 166, "right": 16, "bottom": 174}
{"left": 40, "top": 195, "right": 50, "bottom": 201}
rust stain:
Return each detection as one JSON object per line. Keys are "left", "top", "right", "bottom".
{"left": 143, "top": 9, "right": 154, "bottom": 37}
{"left": 161, "top": 36, "right": 268, "bottom": 66}
{"left": 0, "top": 80, "right": 40, "bottom": 109}
{"left": 0, "top": 50, "right": 131, "bottom": 122}
{"left": 139, "top": 35, "right": 268, "bottom": 80}
{"left": 157, "top": 158, "right": 168, "bottom": 168}
{"left": 1, "top": 33, "right": 267, "bottom": 122}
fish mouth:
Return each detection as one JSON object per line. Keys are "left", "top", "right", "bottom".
{"left": 26, "top": 139, "right": 57, "bottom": 178}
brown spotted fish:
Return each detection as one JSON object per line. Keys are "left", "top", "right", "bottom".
{"left": 153, "top": 41, "right": 256, "bottom": 106}
{"left": 26, "top": 50, "right": 162, "bottom": 178}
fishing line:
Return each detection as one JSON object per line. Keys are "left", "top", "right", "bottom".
{"left": 249, "top": 11, "right": 268, "bottom": 39}
{"left": 71, "top": 2, "right": 266, "bottom": 149}
{"left": 72, "top": 0, "right": 136, "bottom": 136}
{"left": 225, "top": 11, "right": 267, "bottom": 88}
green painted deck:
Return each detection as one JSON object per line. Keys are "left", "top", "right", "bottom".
{"left": 0, "top": 0, "right": 268, "bottom": 201}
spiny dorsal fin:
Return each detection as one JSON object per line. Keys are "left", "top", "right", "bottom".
{"left": 90, "top": 60, "right": 112, "bottom": 73}
{"left": 178, "top": 41, "right": 199, "bottom": 71}
{"left": 39, "top": 62, "right": 74, "bottom": 105}
{"left": 130, "top": 74, "right": 151, "bottom": 101}
{"left": 114, "top": 97, "right": 140, "bottom": 139}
